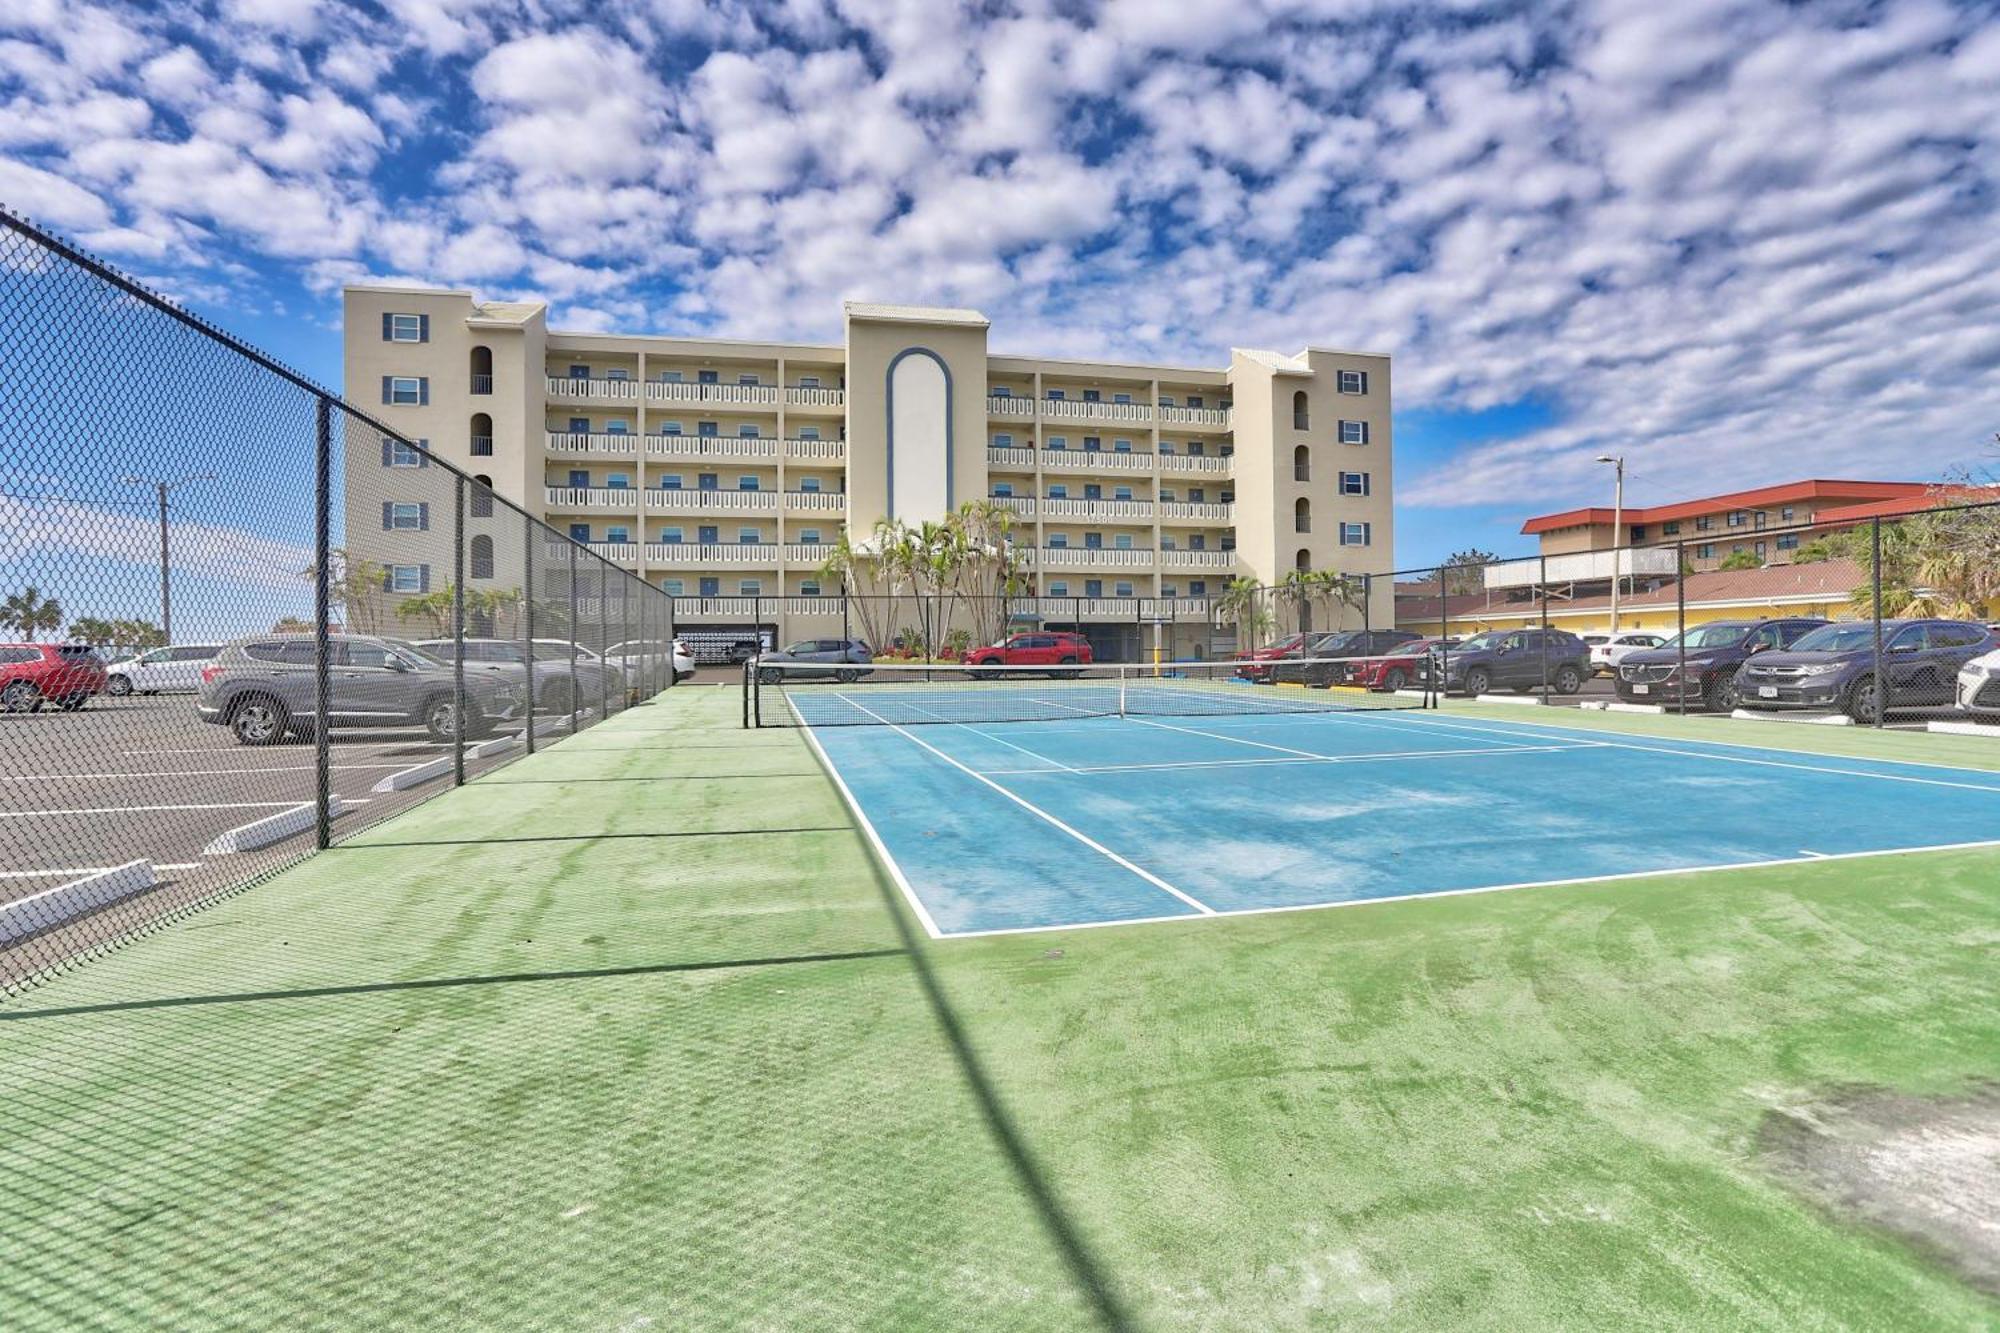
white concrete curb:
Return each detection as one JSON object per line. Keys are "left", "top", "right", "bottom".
{"left": 0, "top": 860, "right": 155, "bottom": 945}
{"left": 1728, "top": 708, "right": 1854, "bottom": 727}
{"left": 1469, "top": 693, "right": 1551, "bottom": 707}
{"left": 468, "top": 735, "right": 519, "bottom": 759}
{"left": 1927, "top": 720, "right": 2000, "bottom": 738}
{"left": 1579, "top": 701, "right": 1665, "bottom": 714}
{"left": 204, "top": 799, "right": 349, "bottom": 854}
{"left": 372, "top": 756, "right": 452, "bottom": 793}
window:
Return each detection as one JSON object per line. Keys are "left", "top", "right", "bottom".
{"left": 661, "top": 579, "right": 684, "bottom": 596}
{"left": 569, "top": 523, "right": 591, "bottom": 542}
{"left": 738, "top": 580, "right": 761, "bottom": 596}
{"left": 1113, "top": 393, "right": 1131, "bottom": 405}
{"left": 1292, "top": 390, "right": 1309, "bottom": 430}
{"left": 1113, "top": 534, "right": 1133, "bottom": 550}
{"left": 568, "top": 365, "right": 588, "bottom": 379}
{"left": 799, "top": 476, "right": 822, "bottom": 493}
{"left": 659, "top": 421, "right": 683, "bottom": 435}
{"left": 1339, "top": 521, "right": 1371, "bottom": 546}
{"left": 1776, "top": 533, "right": 1800, "bottom": 551}
{"left": 659, "top": 475, "right": 682, "bottom": 490}
{"left": 604, "top": 419, "right": 629, "bottom": 435}
{"left": 606, "top": 472, "right": 630, "bottom": 489}
{"left": 800, "top": 581, "right": 821, "bottom": 597}
{"left": 1114, "top": 438, "right": 1132, "bottom": 453}
{"left": 1662, "top": 521, "right": 1681, "bottom": 535}
{"left": 1630, "top": 525, "right": 1646, "bottom": 542}
{"left": 738, "top": 424, "right": 760, "bottom": 437}
{"left": 698, "top": 473, "right": 718, "bottom": 490}
{"left": 471, "top": 475, "right": 494, "bottom": 518}
{"left": 738, "top": 373, "right": 759, "bottom": 386}
{"left": 1047, "top": 436, "right": 1067, "bottom": 450}
{"left": 1188, "top": 488, "right": 1204, "bottom": 502}
{"left": 382, "top": 376, "right": 427, "bottom": 406}
{"left": 1158, "top": 395, "right": 1176, "bottom": 408}
{"left": 698, "top": 421, "right": 718, "bottom": 436}
{"left": 1695, "top": 543, "right": 1714, "bottom": 559}
{"left": 797, "top": 426, "right": 820, "bottom": 440}
{"left": 1159, "top": 488, "right": 1176, "bottom": 502}
{"left": 1337, "top": 369, "right": 1367, "bottom": 394}
{"left": 1187, "top": 442, "right": 1204, "bottom": 457}
{"left": 1161, "top": 585, "right": 1177, "bottom": 598}
{"left": 1754, "top": 541, "right": 1767, "bottom": 558}
{"left": 993, "top": 433, "right": 1014, "bottom": 448}
{"left": 698, "top": 370, "right": 718, "bottom": 384}
{"left": 1046, "top": 389, "right": 1065, "bottom": 400}
{"left": 799, "top": 529, "right": 821, "bottom": 544}
{"left": 699, "top": 577, "right": 719, "bottom": 596}
{"left": 1338, "top": 420, "right": 1369, "bottom": 445}
{"left": 1339, "top": 471, "right": 1369, "bottom": 497}
{"left": 1114, "top": 581, "right": 1133, "bottom": 596}
{"left": 1159, "top": 442, "right": 1176, "bottom": 455}
{"left": 1727, "top": 510, "right": 1747, "bottom": 527}
{"left": 1113, "top": 485, "right": 1133, "bottom": 501}
{"left": 661, "top": 527, "right": 683, "bottom": 544}
{"left": 566, "top": 469, "right": 589, "bottom": 488}
{"left": 384, "top": 502, "right": 426, "bottom": 531}
{"left": 604, "top": 368, "right": 629, "bottom": 382}
{"left": 1083, "top": 484, "right": 1102, "bottom": 500}
{"left": 1049, "top": 533, "right": 1069, "bottom": 548}
{"left": 798, "top": 375, "right": 821, "bottom": 389}
{"left": 1754, "top": 511, "right": 1768, "bottom": 530}
{"left": 1160, "top": 536, "right": 1177, "bottom": 550}
{"left": 1049, "top": 581, "right": 1069, "bottom": 596}
{"left": 1083, "top": 436, "right": 1101, "bottom": 452}
{"left": 697, "top": 526, "right": 718, "bottom": 543}
{"left": 659, "top": 369, "right": 684, "bottom": 383}
{"left": 1082, "top": 389, "right": 1100, "bottom": 403}
{"left": 388, "top": 564, "right": 423, "bottom": 593}
{"left": 606, "top": 526, "right": 629, "bottom": 544}
{"left": 991, "top": 386, "right": 1011, "bottom": 398}
{"left": 1189, "top": 536, "right": 1205, "bottom": 550}
{"left": 737, "top": 476, "right": 759, "bottom": 491}
{"left": 1294, "top": 497, "right": 1311, "bottom": 533}
{"left": 1780, "top": 506, "right": 1796, "bottom": 522}
{"left": 1293, "top": 445, "right": 1310, "bottom": 482}
{"left": 384, "top": 438, "right": 424, "bottom": 468}
{"left": 738, "top": 527, "right": 759, "bottom": 544}
{"left": 1189, "top": 580, "right": 1206, "bottom": 596}
{"left": 1695, "top": 515, "right": 1715, "bottom": 531}
{"left": 384, "top": 313, "right": 426, "bottom": 343}
{"left": 567, "top": 416, "right": 590, "bottom": 434}
{"left": 992, "top": 482, "right": 1014, "bottom": 498}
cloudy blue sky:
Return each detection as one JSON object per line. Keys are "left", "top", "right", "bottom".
{"left": 3, "top": 0, "right": 1997, "bottom": 565}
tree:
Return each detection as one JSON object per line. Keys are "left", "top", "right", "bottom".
{"left": 396, "top": 589, "right": 457, "bottom": 637}
{"left": 116, "top": 619, "right": 168, "bottom": 649}
{"left": 272, "top": 616, "right": 315, "bottom": 634}
{"left": 302, "top": 549, "right": 387, "bottom": 635}
{"left": 0, "top": 587, "right": 63, "bottom": 641}
{"left": 1443, "top": 549, "right": 1497, "bottom": 597}
{"left": 1791, "top": 502, "right": 2000, "bottom": 620}
{"left": 1718, "top": 549, "right": 1763, "bottom": 572}
{"left": 1217, "top": 577, "right": 1266, "bottom": 651}
{"left": 68, "top": 616, "right": 121, "bottom": 645}
{"left": 1276, "top": 568, "right": 1315, "bottom": 634}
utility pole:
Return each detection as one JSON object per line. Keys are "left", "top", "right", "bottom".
{"left": 121, "top": 472, "right": 215, "bottom": 642}
{"left": 1595, "top": 454, "right": 1625, "bottom": 634}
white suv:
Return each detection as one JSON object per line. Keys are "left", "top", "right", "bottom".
{"left": 1587, "top": 632, "right": 1665, "bottom": 675}
{"left": 1957, "top": 646, "right": 2000, "bottom": 719}
{"left": 105, "top": 643, "right": 221, "bottom": 696}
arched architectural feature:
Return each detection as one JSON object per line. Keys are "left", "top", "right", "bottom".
{"left": 470, "top": 534, "right": 494, "bottom": 579}
{"left": 470, "top": 413, "right": 493, "bottom": 456}
{"left": 1292, "top": 390, "right": 1309, "bottom": 431}
{"left": 470, "top": 345, "right": 493, "bottom": 394}
{"left": 1293, "top": 444, "right": 1310, "bottom": 482}
{"left": 471, "top": 473, "right": 494, "bottom": 518}
{"left": 1295, "top": 547, "right": 1312, "bottom": 570}
{"left": 1294, "top": 497, "right": 1311, "bottom": 533}
{"left": 885, "top": 347, "right": 952, "bottom": 521}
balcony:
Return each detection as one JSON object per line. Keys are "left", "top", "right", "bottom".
{"left": 1039, "top": 497, "right": 1154, "bottom": 521}
{"left": 470, "top": 375, "right": 493, "bottom": 395}
{"left": 985, "top": 397, "right": 1217, "bottom": 427}
{"left": 645, "top": 542, "right": 780, "bottom": 566}
{"left": 785, "top": 543, "right": 835, "bottom": 564}
{"left": 781, "top": 490, "right": 847, "bottom": 512}
{"left": 646, "top": 435, "right": 780, "bottom": 460}
{"left": 1158, "top": 404, "right": 1232, "bottom": 429}
{"left": 1011, "top": 597, "right": 1216, "bottom": 623}
{"left": 1040, "top": 398, "right": 1154, "bottom": 425}
{"left": 784, "top": 436, "right": 847, "bottom": 461}
{"left": 1041, "top": 450, "right": 1157, "bottom": 474}
{"left": 1160, "top": 549, "right": 1235, "bottom": 568}
{"left": 785, "top": 386, "right": 846, "bottom": 410}
{"left": 1157, "top": 453, "right": 1231, "bottom": 475}
{"left": 546, "top": 376, "right": 641, "bottom": 402}
{"left": 987, "top": 446, "right": 1038, "bottom": 470}
{"left": 584, "top": 542, "right": 640, "bottom": 568}
{"left": 992, "top": 496, "right": 1035, "bottom": 517}
{"left": 1483, "top": 547, "right": 1681, "bottom": 590}
{"left": 1030, "top": 546, "right": 1156, "bottom": 570}
{"left": 644, "top": 381, "right": 781, "bottom": 407}
{"left": 545, "top": 431, "right": 640, "bottom": 457}
{"left": 986, "top": 395, "right": 1037, "bottom": 421}
{"left": 643, "top": 488, "right": 780, "bottom": 513}
{"left": 545, "top": 486, "right": 641, "bottom": 510}
{"left": 1158, "top": 501, "right": 1233, "bottom": 523}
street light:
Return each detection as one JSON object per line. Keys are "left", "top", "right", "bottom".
{"left": 1595, "top": 454, "right": 1625, "bottom": 633}
{"left": 120, "top": 472, "right": 215, "bottom": 642}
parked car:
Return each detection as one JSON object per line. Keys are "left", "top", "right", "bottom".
{"left": 104, "top": 643, "right": 222, "bottom": 696}
{"left": 416, "top": 638, "right": 628, "bottom": 714}
{"left": 1613, "top": 618, "right": 1828, "bottom": 712}
{"left": 755, "top": 638, "right": 875, "bottom": 683}
{"left": 0, "top": 642, "right": 107, "bottom": 712}
{"left": 1233, "top": 632, "right": 1313, "bottom": 682}
{"left": 1735, "top": 619, "right": 1994, "bottom": 722}
{"left": 605, "top": 638, "right": 697, "bottom": 686}
{"left": 962, "top": 632, "right": 1095, "bottom": 678}
{"left": 1347, "top": 637, "right": 1459, "bottom": 692}
{"left": 1271, "top": 629, "right": 1422, "bottom": 688}
{"left": 198, "top": 634, "right": 524, "bottom": 745}
{"left": 1424, "top": 628, "right": 1591, "bottom": 697}
{"left": 1958, "top": 646, "right": 2000, "bottom": 719}
{"left": 1585, "top": 632, "right": 1666, "bottom": 675}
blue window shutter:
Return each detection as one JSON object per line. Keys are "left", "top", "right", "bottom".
{"left": 382, "top": 568, "right": 394, "bottom": 591}
{"left": 419, "top": 565, "right": 431, "bottom": 593}
{"left": 380, "top": 439, "right": 392, "bottom": 467}
{"left": 418, "top": 378, "right": 429, "bottom": 406}
{"left": 418, "top": 502, "right": 430, "bottom": 531}
{"left": 381, "top": 313, "right": 392, "bottom": 341}
{"left": 418, "top": 314, "right": 429, "bottom": 343}
{"left": 381, "top": 375, "right": 392, "bottom": 404}
{"left": 416, "top": 438, "right": 429, "bottom": 468}
{"left": 381, "top": 501, "right": 392, "bottom": 530}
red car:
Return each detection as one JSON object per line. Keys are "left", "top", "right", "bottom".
{"left": 1345, "top": 637, "right": 1458, "bottom": 692}
{"left": 1, "top": 642, "right": 108, "bottom": 712}
{"left": 1233, "top": 632, "right": 1313, "bottom": 682}
{"left": 962, "top": 632, "right": 1095, "bottom": 678}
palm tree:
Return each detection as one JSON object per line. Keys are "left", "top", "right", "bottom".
{"left": 68, "top": 616, "right": 120, "bottom": 646}
{"left": 1, "top": 587, "right": 63, "bottom": 641}
{"left": 1216, "top": 576, "right": 1264, "bottom": 653}
{"left": 1277, "top": 569, "right": 1315, "bottom": 635}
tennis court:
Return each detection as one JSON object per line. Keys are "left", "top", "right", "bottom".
{"left": 772, "top": 666, "right": 2000, "bottom": 936}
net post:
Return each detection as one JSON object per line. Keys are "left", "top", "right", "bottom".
{"left": 453, "top": 471, "right": 466, "bottom": 787}
{"left": 1538, "top": 552, "right": 1550, "bottom": 704}
{"left": 312, "top": 396, "right": 332, "bottom": 850}
{"left": 1118, "top": 664, "right": 1128, "bottom": 718}
{"left": 524, "top": 516, "right": 536, "bottom": 755}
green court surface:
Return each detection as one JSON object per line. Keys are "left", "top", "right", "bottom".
{"left": 3, "top": 692, "right": 1998, "bottom": 1329}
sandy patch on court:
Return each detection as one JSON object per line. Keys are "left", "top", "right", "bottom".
{"left": 1758, "top": 1083, "right": 2000, "bottom": 1296}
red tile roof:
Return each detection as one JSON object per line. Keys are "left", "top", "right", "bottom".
{"left": 1394, "top": 558, "right": 1865, "bottom": 624}
{"left": 1520, "top": 480, "right": 1930, "bottom": 535}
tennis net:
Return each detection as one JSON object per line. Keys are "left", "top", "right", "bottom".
{"left": 747, "top": 659, "right": 1432, "bottom": 727}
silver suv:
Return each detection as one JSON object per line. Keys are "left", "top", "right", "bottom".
{"left": 416, "top": 638, "right": 628, "bottom": 714}
{"left": 197, "top": 634, "right": 524, "bottom": 746}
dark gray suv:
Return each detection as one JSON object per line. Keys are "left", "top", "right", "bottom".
{"left": 197, "top": 634, "right": 524, "bottom": 745}
{"left": 1427, "top": 628, "right": 1591, "bottom": 697}
{"left": 1736, "top": 619, "right": 1994, "bottom": 722}
{"left": 1614, "top": 617, "right": 1828, "bottom": 712}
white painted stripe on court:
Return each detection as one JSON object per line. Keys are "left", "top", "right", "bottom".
{"left": 789, "top": 700, "right": 945, "bottom": 939}
{"left": 0, "top": 801, "right": 369, "bottom": 818}
{"left": 0, "top": 863, "right": 200, "bottom": 879}
{"left": 981, "top": 742, "right": 1594, "bottom": 776}
{"left": 829, "top": 694, "right": 1214, "bottom": 919}
{"left": 933, "top": 836, "right": 2000, "bottom": 940}
{"left": 889, "top": 697, "right": 1079, "bottom": 774}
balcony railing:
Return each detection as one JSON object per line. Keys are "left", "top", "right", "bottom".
{"left": 987, "top": 446, "right": 1038, "bottom": 469}
{"left": 545, "top": 431, "right": 639, "bottom": 457}
{"left": 643, "top": 489, "right": 780, "bottom": 512}
{"left": 1029, "top": 546, "right": 1156, "bottom": 569}
{"left": 1157, "top": 453, "right": 1231, "bottom": 474}
{"left": 645, "top": 543, "right": 780, "bottom": 566}
{"left": 1157, "top": 501, "right": 1233, "bottom": 523}
{"left": 992, "top": 496, "right": 1034, "bottom": 516}
{"left": 646, "top": 435, "right": 780, "bottom": 459}
{"left": 546, "top": 376, "right": 640, "bottom": 401}
{"left": 470, "top": 436, "right": 494, "bottom": 457}
{"left": 586, "top": 542, "right": 640, "bottom": 566}
{"left": 1009, "top": 597, "right": 1217, "bottom": 623}
{"left": 471, "top": 375, "right": 493, "bottom": 395}
{"left": 785, "top": 543, "right": 834, "bottom": 564}
{"left": 1041, "top": 450, "right": 1157, "bottom": 474}
{"left": 783, "top": 437, "right": 847, "bottom": 460}
{"left": 785, "top": 386, "right": 846, "bottom": 409}
{"left": 544, "top": 486, "right": 641, "bottom": 509}
{"left": 985, "top": 395, "right": 1038, "bottom": 421}
{"left": 644, "top": 381, "right": 781, "bottom": 406}
{"left": 986, "top": 397, "right": 1223, "bottom": 427}
{"left": 1039, "top": 497, "right": 1153, "bottom": 520}
{"left": 1160, "top": 549, "right": 1235, "bottom": 568}
{"left": 668, "top": 596, "right": 843, "bottom": 618}
{"left": 781, "top": 490, "right": 847, "bottom": 510}
{"left": 1158, "top": 404, "right": 1231, "bottom": 428}
{"left": 1041, "top": 399, "right": 1154, "bottom": 424}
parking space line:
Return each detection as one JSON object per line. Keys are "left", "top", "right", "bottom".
{"left": 0, "top": 864, "right": 201, "bottom": 878}
{"left": 3, "top": 765, "right": 412, "bottom": 781}
{"left": 1, "top": 801, "right": 370, "bottom": 817}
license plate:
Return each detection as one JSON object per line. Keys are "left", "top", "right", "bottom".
{"left": 1631, "top": 684, "right": 1649, "bottom": 695}
{"left": 1758, "top": 685, "right": 1778, "bottom": 698}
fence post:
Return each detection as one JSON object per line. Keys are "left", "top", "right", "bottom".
{"left": 1676, "top": 540, "right": 1687, "bottom": 713}
{"left": 569, "top": 542, "right": 580, "bottom": 737}
{"left": 1436, "top": 565, "right": 1448, "bottom": 710}
{"left": 1538, "top": 552, "right": 1550, "bottom": 704}
{"left": 453, "top": 472, "right": 466, "bottom": 787}
{"left": 524, "top": 517, "right": 536, "bottom": 755}
{"left": 1362, "top": 573, "right": 1372, "bottom": 637}
{"left": 598, "top": 560, "right": 609, "bottom": 719}
{"left": 313, "top": 397, "right": 332, "bottom": 849}
{"left": 1870, "top": 516, "right": 1885, "bottom": 729}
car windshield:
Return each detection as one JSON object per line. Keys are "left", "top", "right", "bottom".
{"left": 385, "top": 638, "right": 448, "bottom": 667}
{"left": 1665, "top": 624, "right": 1750, "bottom": 650}
{"left": 782, "top": 640, "right": 820, "bottom": 654}
{"left": 1455, "top": 632, "right": 1507, "bottom": 652}
{"left": 1310, "top": 633, "right": 1359, "bottom": 653}
{"left": 1788, "top": 623, "right": 1881, "bottom": 653}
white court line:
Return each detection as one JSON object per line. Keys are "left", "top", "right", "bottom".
{"left": 826, "top": 695, "right": 1214, "bottom": 919}
{"left": 1799, "top": 849, "right": 1831, "bottom": 858}
{"left": 0, "top": 801, "right": 369, "bottom": 818}
{"left": 792, "top": 709, "right": 945, "bottom": 940}
{"left": 3, "top": 764, "right": 411, "bottom": 781}
{"left": 0, "top": 863, "right": 200, "bottom": 879}
{"left": 981, "top": 743, "right": 1591, "bottom": 776}
{"left": 933, "top": 836, "right": 2000, "bottom": 940}
{"left": 882, "top": 696, "right": 1079, "bottom": 774}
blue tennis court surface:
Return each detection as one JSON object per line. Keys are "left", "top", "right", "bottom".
{"left": 800, "top": 704, "right": 2000, "bottom": 937}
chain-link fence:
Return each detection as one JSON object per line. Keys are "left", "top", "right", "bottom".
{"left": 1383, "top": 495, "right": 1999, "bottom": 716}
{"left": 0, "top": 210, "right": 675, "bottom": 995}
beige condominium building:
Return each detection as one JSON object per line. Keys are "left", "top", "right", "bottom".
{"left": 342, "top": 288, "right": 1393, "bottom": 658}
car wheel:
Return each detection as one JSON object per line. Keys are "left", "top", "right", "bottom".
{"left": 834, "top": 668, "right": 861, "bottom": 684}
{"left": 757, "top": 667, "right": 781, "bottom": 685}
{"left": 230, "top": 695, "right": 288, "bottom": 746}
{"left": 1553, "top": 664, "right": 1584, "bottom": 695}
{"left": 539, "top": 678, "right": 576, "bottom": 714}
{"left": 1, "top": 680, "right": 41, "bottom": 713}
{"left": 105, "top": 675, "right": 133, "bottom": 697}
{"left": 1381, "top": 667, "right": 1408, "bottom": 692}
{"left": 1845, "top": 674, "right": 1881, "bottom": 724}
{"left": 1462, "top": 667, "right": 1490, "bottom": 698}
{"left": 58, "top": 693, "right": 88, "bottom": 711}
{"left": 1051, "top": 656, "right": 1082, "bottom": 680}
{"left": 1704, "top": 670, "right": 1740, "bottom": 713}
{"left": 422, "top": 695, "right": 464, "bottom": 743}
